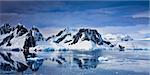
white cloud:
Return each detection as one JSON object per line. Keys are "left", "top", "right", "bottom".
{"left": 138, "top": 29, "right": 150, "bottom": 34}
{"left": 132, "top": 11, "right": 150, "bottom": 18}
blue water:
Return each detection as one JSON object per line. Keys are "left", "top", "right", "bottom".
{"left": 0, "top": 49, "right": 150, "bottom": 75}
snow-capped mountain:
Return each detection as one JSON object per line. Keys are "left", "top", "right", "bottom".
{"left": 45, "top": 28, "right": 115, "bottom": 50}
{"left": 0, "top": 24, "right": 46, "bottom": 73}
{"left": 0, "top": 23, "right": 149, "bottom": 51}
{"left": 0, "top": 23, "right": 45, "bottom": 49}
{"left": 0, "top": 24, "right": 14, "bottom": 35}
{"left": 103, "top": 34, "right": 133, "bottom": 42}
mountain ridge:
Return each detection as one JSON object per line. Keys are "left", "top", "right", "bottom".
{"left": 0, "top": 23, "right": 135, "bottom": 51}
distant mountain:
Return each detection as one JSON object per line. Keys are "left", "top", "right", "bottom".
{"left": 103, "top": 34, "right": 133, "bottom": 42}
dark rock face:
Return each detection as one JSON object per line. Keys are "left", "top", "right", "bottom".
{"left": 121, "top": 35, "right": 133, "bottom": 41}
{"left": 46, "top": 29, "right": 67, "bottom": 41}
{"left": 46, "top": 36, "right": 54, "bottom": 41}
{"left": 0, "top": 24, "right": 13, "bottom": 35}
{"left": 119, "top": 45, "right": 125, "bottom": 51}
{"left": 71, "top": 29, "right": 103, "bottom": 45}
{"left": 56, "top": 29, "right": 66, "bottom": 37}
{"left": 15, "top": 25, "right": 28, "bottom": 37}
{"left": 23, "top": 30, "right": 36, "bottom": 49}
{"left": 35, "top": 33, "right": 44, "bottom": 41}
{"left": 54, "top": 33, "right": 71, "bottom": 43}
{"left": 0, "top": 33, "right": 14, "bottom": 46}
{"left": 71, "top": 29, "right": 83, "bottom": 45}
{"left": 6, "top": 41, "right": 12, "bottom": 46}
{"left": 103, "top": 41, "right": 111, "bottom": 45}
{"left": 31, "top": 27, "right": 40, "bottom": 32}
{"left": 31, "top": 27, "right": 44, "bottom": 41}
{"left": 64, "top": 39, "right": 72, "bottom": 43}
{"left": 55, "top": 59, "right": 62, "bottom": 64}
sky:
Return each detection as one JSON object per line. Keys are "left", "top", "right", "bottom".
{"left": 0, "top": 1, "right": 150, "bottom": 39}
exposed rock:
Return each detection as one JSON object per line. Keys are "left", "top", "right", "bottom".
{"left": 119, "top": 45, "right": 125, "bottom": 51}
{"left": 71, "top": 29, "right": 103, "bottom": 45}
{"left": 56, "top": 29, "right": 66, "bottom": 37}
{"left": 15, "top": 25, "right": 28, "bottom": 37}
{"left": 31, "top": 27, "right": 44, "bottom": 41}
{"left": 0, "top": 33, "right": 14, "bottom": 46}
{"left": 54, "top": 33, "right": 71, "bottom": 43}
{"left": 0, "top": 23, "right": 13, "bottom": 35}
{"left": 23, "top": 30, "right": 36, "bottom": 49}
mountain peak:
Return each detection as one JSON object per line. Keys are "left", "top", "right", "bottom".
{"left": 0, "top": 23, "right": 13, "bottom": 35}
{"left": 70, "top": 28, "right": 103, "bottom": 45}
{"left": 14, "top": 24, "right": 28, "bottom": 37}
{"left": 31, "top": 27, "right": 40, "bottom": 32}
{"left": 30, "top": 27, "right": 44, "bottom": 42}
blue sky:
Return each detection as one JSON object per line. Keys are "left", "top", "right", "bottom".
{"left": 0, "top": 1, "right": 149, "bottom": 39}
{"left": 0, "top": 1, "right": 149, "bottom": 28}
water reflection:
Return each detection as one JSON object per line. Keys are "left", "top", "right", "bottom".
{"left": 73, "top": 55, "right": 98, "bottom": 69}
{"left": 27, "top": 57, "right": 44, "bottom": 72}
{"left": 0, "top": 49, "right": 102, "bottom": 74}
{"left": 72, "top": 49, "right": 101, "bottom": 69}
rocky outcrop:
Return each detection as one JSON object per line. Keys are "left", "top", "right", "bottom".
{"left": 15, "top": 25, "right": 28, "bottom": 37}
{"left": 23, "top": 30, "right": 36, "bottom": 49}
{"left": 71, "top": 29, "right": 103, "bottom": 45}
{"left": 0, "top": 24, "right": 45, "bottom": 49}
{"left": 31, "top": 27, "right": 44, "bottom": 41}
{"left": 54, "top": 33, "right": 71, "bottom": 43}
{"left": 0, "top": 24, "right": 13, "bottom": 35}
{"left": 0, "top": 33, "right": 14, "bottom": 46}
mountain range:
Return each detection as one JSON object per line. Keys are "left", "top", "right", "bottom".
{"left": 0, "top": 23, "right": 149, "bottom": 73}
{"left": 1, "top": 23, "right": 148, "bottom": 51}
